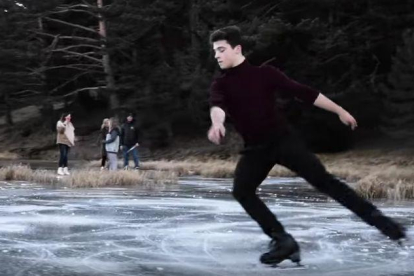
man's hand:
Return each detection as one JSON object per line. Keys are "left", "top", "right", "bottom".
{"left": 339, "top": 110, "right": 358, "bottom": 130}
{"left": 208, "top": 123, "right": 226, "bottom": 145}
{"left": 135, "top": 143, "right": 140, "bottom": 147}
{"left": 314, "top": 94, "right": 358, "bottom": 130}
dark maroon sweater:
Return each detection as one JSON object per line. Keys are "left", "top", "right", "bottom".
{"left": 209, "top": 60, "right": 320, "bottom": 145}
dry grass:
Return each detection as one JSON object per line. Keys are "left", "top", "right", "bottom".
{"left": 143, "top": 159, "right": 236, "bottom": 178}
{"left": 68, "top": 169, "right": 177, "bottom": 188}
{"left": 141, "top": 159, "right": 295, "bottom": 178}
{"left": 269, "top": 166, "right": 295, "bottom": 177}
{"left": 0, "top": 165, "right": 177, "bottom": 188}
{"left": 0, "top": 151, "right": 19, "bottom": 160}
{"left": 355, "top": 165, "right": 414, "bottom": 200}
{"left": 317, "top": 150, "right": 414, "bottom": 200}
{"left": 132, "top": 148, "right": 414, "bottom": 200}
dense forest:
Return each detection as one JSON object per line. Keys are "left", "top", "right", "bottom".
{"left": 1, "top": 0, "right": 413, "bottom": 152}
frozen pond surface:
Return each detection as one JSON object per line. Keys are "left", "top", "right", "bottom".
{"left": 0, "top": 177, "right": 413, "bottom": 276}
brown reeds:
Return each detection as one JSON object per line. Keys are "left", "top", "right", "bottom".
{"left": 0, "top": 165, "right": 177, "bottom": 188}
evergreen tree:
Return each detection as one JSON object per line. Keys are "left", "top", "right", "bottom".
{"left": 0, "top": 1, "right": 41, "bottom": 125}
{"left": 380, "top": 29, "right": 414, "bottom": 137}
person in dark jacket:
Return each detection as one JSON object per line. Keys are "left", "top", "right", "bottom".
{"left": 100, "top": 118, "right": 110, "bottom": 170}
{"left": 120, "top": 113, "right": 140, "bottom": 169}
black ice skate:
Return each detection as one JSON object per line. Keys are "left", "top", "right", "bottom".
{"left": 260, "top": 233, "right": 301, "bottom": 265}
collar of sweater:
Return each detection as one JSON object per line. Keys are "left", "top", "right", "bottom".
{"left": 222, "top": 59, "right": 250, "bottom": 75}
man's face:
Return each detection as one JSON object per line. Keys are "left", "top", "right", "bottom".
{"left": 127, "top": 116, "right": 133, "bottom": 122}
{"left": 213, "top": 40, "right": 241, "bottom": 69}
{"left": 65, "top": 114, "right": 71, "bottom": 122}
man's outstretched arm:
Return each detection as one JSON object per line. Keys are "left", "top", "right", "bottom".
{"left": 314, "top": 93, "right": 358, "bottom": 130}
{"left": 208, "top": 106, "right": 226, "bottom": 145}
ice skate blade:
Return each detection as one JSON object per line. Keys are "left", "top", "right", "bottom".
{"left": 262, "top": 251, "right": 301, "bottom": 266}
{"left": 270, "top": 264, "right": 308, "bottom": 270}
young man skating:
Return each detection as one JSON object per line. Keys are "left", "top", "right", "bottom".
{"left": 207, "top": 26, "right": 406, "bottom": 265}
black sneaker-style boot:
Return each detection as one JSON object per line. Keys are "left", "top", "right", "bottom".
{"left": 260, "top": 233, "right": 301, "bottom": 265}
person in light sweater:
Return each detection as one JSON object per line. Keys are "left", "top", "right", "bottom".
{"left": 56, "top": 113, "right": 75, "bottom": 175}
{"left": 103, "top": 118, "right": 121, "bottom": 171}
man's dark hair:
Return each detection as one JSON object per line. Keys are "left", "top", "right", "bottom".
{"left": 209, "top": 26, "right": 242, "bottom": 48}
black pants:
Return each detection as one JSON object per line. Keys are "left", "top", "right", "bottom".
{"left": 233, "top": 132, "right": 381, "bottom": 238}
{"left": 58, "top": 144, "right": 70, "bottom": 167}
{"left": 101, "top": 145, "right": 107, "bottom": 167}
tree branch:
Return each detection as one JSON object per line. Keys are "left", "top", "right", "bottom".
{"left": 53, "top": 49, "right": 102, "bottom": 63}
{"left": 80, "top": 0, "right": 101, "bottom": 9}
{"left": 43, "top": 17, "right": 98, "bottom": 35}
{"left": 41, "top": 35, "right": 60, "bottom": 66}
{"left": 261, "top": 57, "right": 276, "bottom": 66}
{"left": 63, "top": 86, "right": 106, "bottom": 97}
{"left": 35, "top": 31, "right": 100, "bottom": 43}
{"left": 13, "top": 90, "right": 42, "bottom": 96}
{"left": 33, "top": 64, "right": 103, "bottom": 73}
{"left": 58, "top": 3, "right": 92, "bottom": 9}
{"left": 52, "top": 44, "right": 102, "bottom": 51}
{"left": 47, "top": 9, "right": 99, "bottom": 18}
{"left": 49, "top": 71, "right": 92, "bottom": 94}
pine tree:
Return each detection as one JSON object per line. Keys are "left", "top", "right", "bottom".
{"left": 0, "top": 1, "right": 41, "bottom": 126}
{"left": 380, "top": 29, "right": 414, "bottom": 137}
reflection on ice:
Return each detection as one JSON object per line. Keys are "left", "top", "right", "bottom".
{"left": 0, "top": 177, "right": 413, "bottom": 276}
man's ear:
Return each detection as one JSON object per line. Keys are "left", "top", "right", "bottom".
{"left": 235, "top": 45, "right": 242, "bottom": 54}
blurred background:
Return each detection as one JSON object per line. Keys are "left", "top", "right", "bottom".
{"left": 0, "top": 0, "right": 413, "bottom": 161}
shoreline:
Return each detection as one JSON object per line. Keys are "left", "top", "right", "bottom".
{"left": 2, "top": 148, "right": 413, "bottom": 200}
{"left": 140, "top": 158, "right": 414, "bottom": 200}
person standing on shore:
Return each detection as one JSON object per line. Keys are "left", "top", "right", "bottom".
{"left": 100, "top": 118, "right": 110, "bottom": 170}
{"left": 56, "top": 113, "right": 75, "bottom": 175}
{"left": 120, "top": 113, "right": 140, "bottom": 170}
{"left": 104, "top": 118, "right": 121, "bottom": 171}
{"left": 207, "top": 26, "right": 406, "bottom": 266}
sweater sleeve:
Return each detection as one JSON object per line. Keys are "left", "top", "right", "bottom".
{"left": 262, "top": 65, "right": 319, "bottom": 106}
{"left": 99, "top": 128, "right": 107, "bottom": 144}
{"left": 209, "top": 77, "right": 227, "bottom": 111}
{"left": 56, "top": 121, "right": 66, "bottom": 134}
{"left": 104, "top": 130, "right": 118, "bottom": 144}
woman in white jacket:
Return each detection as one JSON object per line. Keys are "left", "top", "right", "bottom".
{"left": 103, "top": 118, "right": 120, "bottom": 171}
{"left": 56, "top": 113, "right": 75, "bottom": 175}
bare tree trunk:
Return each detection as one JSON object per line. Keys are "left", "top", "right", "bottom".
{"left": 189, "top": 0, "right": 200, "bottom": 59}
{"left": 38, "top": 17, "right": 55, "bottom": 130}
{"left": 4, "top": 93, "right": 13, "bottom": 126}
{"left": 97, "top": 0, "right": 118, "bottom": 111}
{"left": 188, "top": 0, "right": 201, "bottom": 85}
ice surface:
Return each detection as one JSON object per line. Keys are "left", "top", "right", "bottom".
{"left": 0, "top": 177, "right": 413, "bottom": 276}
